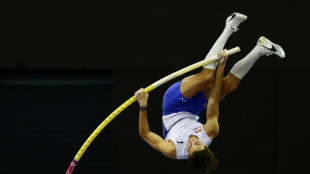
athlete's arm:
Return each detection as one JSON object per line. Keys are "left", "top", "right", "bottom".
{"left": 203, "top": 50, "right": 227, "bottom": 139}
{"left": 135, "top": 89, "right": 176, "bottom": 159}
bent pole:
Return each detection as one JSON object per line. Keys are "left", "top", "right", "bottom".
{"left": 65, "top": 46, "right": 241, "bottom": 174}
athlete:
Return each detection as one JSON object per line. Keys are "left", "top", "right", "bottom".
{"left": 135, "top": 12, "right": 285, "bottom": 174}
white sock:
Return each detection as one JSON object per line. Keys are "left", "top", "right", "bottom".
{"left": 230, "top": 45, "right": 264, "bottom": 79}
{"left": 203, "top": 26, "right": 234, "bottom": 70}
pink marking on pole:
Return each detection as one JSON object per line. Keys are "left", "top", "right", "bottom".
{"left": 65, "top": 160, "right": 78, "bottom": 174}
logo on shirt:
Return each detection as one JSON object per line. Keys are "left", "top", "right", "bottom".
{"left": 193, "top": 126, "right": 202, "bottom": 134}
{"left": 178, "top": 97, "right": 187, "bottom": 102}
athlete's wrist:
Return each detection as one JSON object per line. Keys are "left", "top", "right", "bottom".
{"left": 139, "top": 106, "right": 147, "bottom": 111}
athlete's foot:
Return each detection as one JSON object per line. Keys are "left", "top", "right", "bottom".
{"left": 225, "top": 12, "right": 247, "bottom": 32}
{"left": 257, "top": 36, "right": 285, "bottom": 58}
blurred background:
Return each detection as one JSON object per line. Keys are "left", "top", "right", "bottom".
{"left": 1, "top": 0, "right": 309, "bottom": 174}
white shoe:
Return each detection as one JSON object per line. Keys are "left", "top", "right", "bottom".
{"left": 226, "top": 12, "right": 247, "bottom": 32}
{"left": 257, "top": 36, "right": 285, "bottom": 58}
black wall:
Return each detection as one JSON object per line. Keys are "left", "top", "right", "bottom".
{"left": 1, "top": 0, "right": 309, "bottom": 174}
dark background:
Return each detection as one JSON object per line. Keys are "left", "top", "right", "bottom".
{"left": 1, "top": 0, "right": 309, "bottom": 174}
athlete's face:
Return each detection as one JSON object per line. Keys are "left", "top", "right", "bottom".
{"left": 186, "top": 135, "right": 206, "bottom": 157}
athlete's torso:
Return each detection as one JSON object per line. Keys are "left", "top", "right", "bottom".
{"left": 163, "top": 112, "right": 212, "bottom": 159}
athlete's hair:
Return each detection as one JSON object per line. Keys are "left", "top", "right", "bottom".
{"left": 188, "top": 146, "right": 218, "bottom": 174}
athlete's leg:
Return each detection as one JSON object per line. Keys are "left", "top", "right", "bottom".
{"left": 181, "top": 68, "right": 215, "bottom": 99}
{"left": 180, "top": 12, "right": 247, "bottom": 99}
{"left": 219, "top": 72, "right": 240, "bottom": 100}
{"left": 203, "top": 12, "right": 247, "bottom": 70}
{"left": 218, "top": 36, "right": 285, "bottom": 100}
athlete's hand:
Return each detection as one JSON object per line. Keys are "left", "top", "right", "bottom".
{"left": 216, "top": 49, "right": 228, "bottom": 71}
{"left": 135, "top": 88, "right": 149, "bottom": 107}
